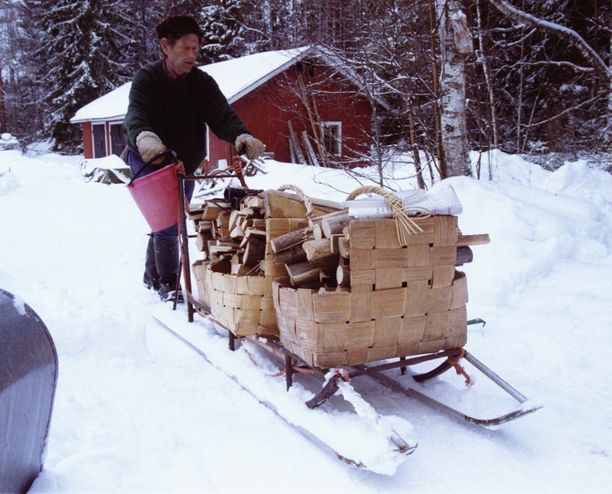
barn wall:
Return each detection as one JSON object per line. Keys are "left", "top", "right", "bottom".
{"left": 83, "top": 122, "right": 93, "bottom": 159}
{"left": 206, "top": 62, "right": 373, "bottom": 171}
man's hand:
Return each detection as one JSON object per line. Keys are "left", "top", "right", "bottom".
{"left": 235, "top": 133, "right": 266, "bottom": 161}
{"left": 174, "top": 161, "right": 185, "bottom": 176}
{"left": 136, "top": 130, "right": 167, "bottom": 164}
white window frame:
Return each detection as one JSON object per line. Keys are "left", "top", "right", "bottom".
{"left": 321, "top": 121, "right": 342, "bottom": 157}
{"left": 91, "top": 123, "right": 107, "bottom": 158}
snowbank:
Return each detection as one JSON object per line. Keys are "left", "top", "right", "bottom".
{"left": 0, "top": 149, "right": 610, "bottom": 493}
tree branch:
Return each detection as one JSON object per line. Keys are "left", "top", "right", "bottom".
{"left": 487, "top": 0, "right": 610, "bottom": 82}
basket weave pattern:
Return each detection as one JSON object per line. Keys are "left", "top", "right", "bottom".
{"left": 273, "top": 215, "right": 468, "bottom": 368}
{"left": 205, "top": 261, "right": 278, "bottom": 337}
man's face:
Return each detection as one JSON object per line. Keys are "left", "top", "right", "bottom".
{"left": 161, "top": 33, "right": 200, "bottom": 76}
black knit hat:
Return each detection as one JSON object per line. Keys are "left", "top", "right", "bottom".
{"left": 156, "top": 15, "right": 203, "bottom": 41}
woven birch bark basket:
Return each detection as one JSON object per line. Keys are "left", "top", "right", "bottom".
{"left": 202, "top": 184, "right": 336, "bottom": 338}
{"left": 205, "top": 259, "right": 277, "bottom": 337}
{"left": 272, "top": 186, "right": 469, "bottom": 369}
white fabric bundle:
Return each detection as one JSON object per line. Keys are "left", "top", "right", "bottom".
{"left": 345, "top": 182, "right": 463, "bottom": 219}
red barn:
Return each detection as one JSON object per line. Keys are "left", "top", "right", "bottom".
{"left": 71, "top": 46, "right": 389, "bottom": 170}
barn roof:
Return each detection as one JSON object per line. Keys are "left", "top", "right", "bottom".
{"left": 70, "top": 45, "right": 389, "bottom": 124}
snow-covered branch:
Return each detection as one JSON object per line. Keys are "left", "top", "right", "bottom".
{"left": 487, "top": 0, "right": 610, "bottom": 81}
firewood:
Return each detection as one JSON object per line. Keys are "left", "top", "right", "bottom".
{"left": 322, "top": 212, "right": 352, "bottom": 238}
{"left": 196, "top": 232, "right": 212, "bottom": 252}
{"left": 263, "top": 190, "right": 341, "bottom": 219}
{"left": 231, "top": 264, "right": 252, "bottom": 275}
{"left": 241, "top": 195, "right": 265, "bottom": 210}
{"left": 199, "top": 220, "right": 213, "bottom": 233}
{"left": 229, "top": 224, "right": 245, "bottom": 239}
{"left": 270, "top": 226, "right": 312, "bottom": 253}
{"left": 285, "top": 257, "right": 338, "bottom": 286}
{"left": 274, "top": 244, "right": 307, "bottom": 265}
{"left": 243, "top": 238, "right": 266, "bottom": 266}
{"left": 457, "top": 233, "right": 490, "bottom": 246}
{"left": 330, "top": 234, "right": 343, "bottom": 255}
{"left": 336, "top": 265, "right": 351, "bottom": 287}
{"left": 202, "top": 201, "right": 230, "bottom": 220}
{"left": 456, "top": 246, "right": 473, "bottom": 266}
{"left": 311, "top": 222, "right": 324, "bottom": 240}
{"left": 302, "top": 239, "right": 333, "bottom": 262}
{"left": 338, "top": 237, "right": 351, "bottom": 259}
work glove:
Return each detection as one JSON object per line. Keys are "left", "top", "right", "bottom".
{"left": 235, "top": 133, "right": 265, "bottom": 161}
{"left": 136, "top": 130, "right": 167, "bottom": 164}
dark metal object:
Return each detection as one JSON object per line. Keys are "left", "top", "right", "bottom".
{"left": 284, "top": 354, "right": 294, "bottom": 391}
{"left": 467, "top": 318, "right": 487, "bottom": 326}
{"left": 223, "top": 187, "right": 263, "bottom": 209}
{"left": 0, "top": 289, "right": 58, "bottom": 494}
{"left": 305, "top": 350, "right": 461, "bottom": 409}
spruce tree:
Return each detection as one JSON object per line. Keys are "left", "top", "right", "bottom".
{"left": 25, "top": 0, "right": 131, "bottom": 152}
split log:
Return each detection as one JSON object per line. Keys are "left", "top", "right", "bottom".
{"left": 243, "top": 238, "right": 266, "bottom": 266}
{"left": 202, "top": 201, "right": 230, "bottom": 220}
{"left": 285, "top": 257, "right": 338, "bottom": 286}
{"left": 311, "top": 223, "right": 324, "bottom": 240}
{"left": 241, "top": 195, "right": 264, "bottom": 210}
{"left": 274, "top": 244, "right": 307, "bottom": 265}
{"left": 338, "top": 237, "right": 351, "bottom": 259}
{"left": 457, "top": 233, "right": 490, "bottom": 246}
{"left": 302, "top": 239, "right": 333, "bottom": 262}
{"left": 336, "top": 265, "right": 351, "bottom": 287}
{"left": 263, "top": 190, "right": 341, "bottom": 219}
{"left": 329, "top": 234, "right": 343, "bottom": 255}
{"left": 270, "top": 227, "right": 312, "bottom": 253}
{"left": 322, "top": 212, "right": 352, "bottom": 238}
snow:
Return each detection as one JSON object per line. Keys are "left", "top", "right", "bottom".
{"left": 1, "top": 149, "right": 611, "bottom": 493}
{"left": 70, "top": 47, "right": 311, "bottom": 123}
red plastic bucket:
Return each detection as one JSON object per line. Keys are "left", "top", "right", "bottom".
{"left": 127, "top": 164, "right": 179, "bottom": 232}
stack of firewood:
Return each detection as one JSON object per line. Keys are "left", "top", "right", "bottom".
{"left": 269, "top": 211, "right": 348, "bottom": 289}
{"left": 189, "top": 192, "right": 268, "bottom": 275}
{"left": 270, "top": 210, "right": 482, "bottom": 291}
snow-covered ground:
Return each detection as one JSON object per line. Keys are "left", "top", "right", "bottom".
{"left": 1, "top": 149, "right": 611, "bottom": 493}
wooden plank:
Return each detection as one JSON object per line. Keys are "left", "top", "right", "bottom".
{"left": 457, "top": 233, "right": 491, "bottom": 246}
{"left": 287, "top": 120, "right": 307, "bottom": 165}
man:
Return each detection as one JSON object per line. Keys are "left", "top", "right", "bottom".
{"left": 125, "top": 15, "right": 265, "bottom": 302}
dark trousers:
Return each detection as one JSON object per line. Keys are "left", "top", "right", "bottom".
{"left": 128, "top": 150, "right": 195, "bottom": 288}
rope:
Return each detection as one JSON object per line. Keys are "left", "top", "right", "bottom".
{"left": 346, "top": 185, "right": 424, "bottom": 246}
{"left": 278, "top": 184, "right": 314, "bottom": 218}
{"left": 448, "top": 348, "right": 472, "bottom": 386}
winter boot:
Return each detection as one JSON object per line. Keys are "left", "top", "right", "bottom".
{"left": 153, "top": 235, "right": 184, "bottom": 303}
{"left": 143, "top": 235, "right": 160, "bottom": 291}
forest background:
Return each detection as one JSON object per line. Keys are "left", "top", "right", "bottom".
{"left": 0, "top": 0, "right": 609, "bottom": 175}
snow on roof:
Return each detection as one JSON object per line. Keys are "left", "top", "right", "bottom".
{"left": 70, "top": 46, "right": 312, "bottom": 124}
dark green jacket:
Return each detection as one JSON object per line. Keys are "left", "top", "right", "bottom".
{"left": 125, "top": 60, "right": 249, "bottom": 173}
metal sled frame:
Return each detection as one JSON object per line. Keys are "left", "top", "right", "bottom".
{"left": 176, "top": 174, "right": 541, "bottom": 428}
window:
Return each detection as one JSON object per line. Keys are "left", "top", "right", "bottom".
{"left": 109, "top": 123, "right": 127, "bottom": 156}
{"left": 92, "top": 124, "right": 106, "bottom": 158}
{"left": 321, "top": 121, "right": 342, "bottom": 156}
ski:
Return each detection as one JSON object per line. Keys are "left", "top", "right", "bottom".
{"left": 150, "top": 305, "right": 416, "bottom": 475}
{"left": 357, "top": 363, "right": 542, "bottom": 428}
